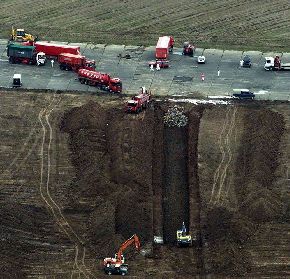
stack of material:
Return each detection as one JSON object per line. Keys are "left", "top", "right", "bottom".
{"left": 163, "top": 105, "right": 188, "bottom": 127}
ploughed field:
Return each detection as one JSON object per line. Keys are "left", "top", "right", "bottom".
{"left": 1, "top": 1, "right": 290, "bottom": 51}
{"left": 0, "top": 90, "right": 289, "bottom": 278}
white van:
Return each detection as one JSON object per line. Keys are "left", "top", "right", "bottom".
{"left": 13, "top": 74, "right": 22, "bottom": 88}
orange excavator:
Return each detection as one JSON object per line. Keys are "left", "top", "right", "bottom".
{"left": 103, "top": 234, "right": 141, "bottom": 276}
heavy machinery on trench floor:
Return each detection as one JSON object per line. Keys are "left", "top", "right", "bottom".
{"left": 176, "top": 222, "right": 193, "bottom": 247}
{"left": 103, "top": 234, "right": 141, "bottom": 276}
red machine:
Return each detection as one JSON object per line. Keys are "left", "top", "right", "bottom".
{"left": 155, "top": 36, "right": 174, "bottom": 59}
{"left": 58, "top": 53, "right": 95, "bottom": 71}
{"left": 77, "top": 69, "right": 122, "bottom": 93}
{"left": 182, "top": 42, "right": 195, "bottom": 56}
{"left": 103, "top": 234, "right": 141, "bottom": 267}
{"left": 35, "top": 42, "right": 80, "bottom": 58}
{"left": 148, "top": 60, "right": 169, "bottom": 68}
{"left": 126, "top": 88, "right": 152, "bottom": 113}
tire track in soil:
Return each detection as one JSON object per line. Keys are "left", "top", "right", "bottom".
{"left": 2, "top": 128, "right": 37, "bottom": 174}
{"left": 38, "top": 96, "right": 95, "bottom": 279}
{"left": 216, "top": 106, "right": 237, "bottom": 204}
{"left": 210, "top": 106, "right": 237, "bottom": 205}
{"left": 209, "top": 107, "right": 231, "bottom": 204}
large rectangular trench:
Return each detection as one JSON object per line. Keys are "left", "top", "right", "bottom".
{"left": 162, "top": 126, "right": 190, "bottom": 243}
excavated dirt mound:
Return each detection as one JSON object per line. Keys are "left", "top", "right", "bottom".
{"left": 198, "top": 104, "right": 290, "bottom": 277}
{"left": 0, "top": 92, "right": 289, "bottom": 278}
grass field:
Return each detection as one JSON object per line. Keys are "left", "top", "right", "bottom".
{"left": 1, "top": 0, "right": 290, "bottom": 51}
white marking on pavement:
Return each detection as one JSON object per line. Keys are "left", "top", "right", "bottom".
{"left": 255, "top": 90, "right": 268, "bottom": 94}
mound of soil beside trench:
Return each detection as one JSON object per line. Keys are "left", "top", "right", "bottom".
{"left": 60, "top": 100, "right": 204, "bottom": 276}
{"left": 198, "top": 105, "right": 290, "bottom": 277}
{"left": 60, "top": 101, "right": 156, "bottom": 258}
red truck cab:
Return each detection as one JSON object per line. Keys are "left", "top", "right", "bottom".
{"left": 109, "top": 78, "right": 122, "bottom": 93}
{"left": 126, "top": 91, "right": 151, "bottom": 113}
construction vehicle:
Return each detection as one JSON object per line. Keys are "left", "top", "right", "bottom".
{"left": 103, "top": 234, "right": 141, "bottom": 276}
{"left": 155, "top": 36, "right": 174, "bottom": 59}
{"left": 264, "top": 56, "right": 290, "bottom": 71}
{"left": 182, "top": 42, "right": 195, "bottom": 56}
{"left": 58, "top": 53, "right": 95, "bottom": 71}
{"left": 176, "top": 222, "right": 193, "bottom": 247}
{"left": 10, "top": 26, "right": 36, "bottom": 42}
{"left": 126, "top": 87, "right": 152, "bottom": 113}
{"left": 232, "top": 89, "right": 255, "bottom": 100}
{"left": 77, "top": 69, "right": 122, "bottom": 93}
{"left": 35, "top": 42, "right": 80, "bottom": 58}
{"left": 7, "top": 43, "right": 46, "bottom": 65}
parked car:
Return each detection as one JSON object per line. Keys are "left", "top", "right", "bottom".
{"left": 197, "top": 55, "right": 206, "bottom": 64}
{"left": 232, "top": 89, "right": 255, "bottom": 100}
{"left": 104, "top": 264, "right": 128, "bottom": 276}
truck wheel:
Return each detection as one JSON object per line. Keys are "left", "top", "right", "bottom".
{"left": 121, "top": 271, "right": 126, "bottom": 276}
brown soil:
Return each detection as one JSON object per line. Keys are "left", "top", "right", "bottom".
{"left": 0, "top": 92, "right": 289, "bottom": 278}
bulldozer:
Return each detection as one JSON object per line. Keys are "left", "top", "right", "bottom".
{"left": 10, "top": 26, "right": 36, "bottom": 42}
{"left": 176, "top": 222, "right": 192, "bottom": 247}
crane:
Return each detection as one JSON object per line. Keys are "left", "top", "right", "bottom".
{"left": 103, "top": 234, "right": 141, "bottom": 276}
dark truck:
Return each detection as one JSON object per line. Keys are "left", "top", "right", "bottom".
{"left": 104, "top": 264, "right": 128, "bottom": 276}
{"left": 7, "top": 43, "right": 37, "bottom": 64}
{"left": 241, "top": 55, "right": 252, "bottom": 68}
{"left": 232, "top": 89, "right": 255, "bottom": 100}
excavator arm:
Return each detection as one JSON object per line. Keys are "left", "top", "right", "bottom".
{"left": 115, "top": 234, "right": 140, "bottom": 264}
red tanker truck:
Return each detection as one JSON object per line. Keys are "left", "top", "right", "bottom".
{"left": 58, "top": 53, "right": 95, "bottom": 71}
{"left": 77, "top": 69, "right": 122, "bottom": 93}
{"left": 35, "top": 42, "right": 80, "bottom": 58}
{"left": 155, "top": 36, "right": 174, "bottom": 59}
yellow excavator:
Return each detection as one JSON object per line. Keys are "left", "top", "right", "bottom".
{"left": 176, "top": 222, "right": 193, "bottom": 247}
{"left": 10, "top": 26, "right": 36, "bottom": 42}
